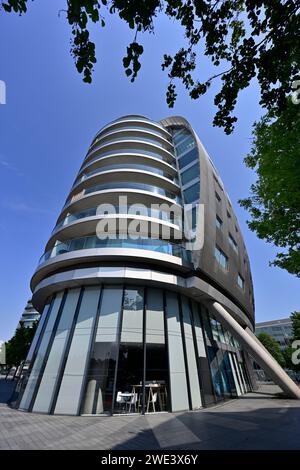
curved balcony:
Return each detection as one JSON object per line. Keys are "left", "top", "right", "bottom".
{"left": 65, "top": 181, "right": 182, "bottom": 207}
{"left": 91, "top": 128, "right": 173, "bottom": 152}
{"left": 84, "top": 140, "right": 175, "bottom": 166}
{"left": 92, "top": 117, "right": 172, "bottom": 145}
{"left": 78, "top": 153, "right": 177, "bottom": 180}
{"left": 81, "top": 150, "right": 176, "bottom": 173}
{"left": 70, "top": 169, "right": 180, "bottom": 200}
{"left": 53, "top": 204, "right": 182, "bottom": 235}
{"left": 90, "top": 131, "right": 173, "bottom": 156}
{"left": 59, "top": 188, "right": 183, "bottom": 223}
{"left": 47, "top": 213, "right": 183, "bottom": 252}
{"left": 39, "top": 235, "right": 190, "bottom": 265}
{"left": 75, "top": 162, "right": 178, "bottom": 187}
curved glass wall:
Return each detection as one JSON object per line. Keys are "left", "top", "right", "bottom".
{"left": 17, "top": 286, "right": 249, "bottom": 415}
{"left": 53, "top": 205, "right": 182, "bottom": 234}
{"left": 39, "top": 236, "right": 190, "bottom": 265}
{"left": 66, "top": 181, "right": 182, "bottom": 206}
{"left": 74, "top": 163, "right": 179, "bottom": 187}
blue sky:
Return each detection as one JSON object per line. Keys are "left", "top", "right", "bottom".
{"left": 0, "top": 3, "right": 299, "bottom": 341}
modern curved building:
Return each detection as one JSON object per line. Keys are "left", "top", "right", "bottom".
{"left": 17, "top": 115, "right": 300, "bottom": 415}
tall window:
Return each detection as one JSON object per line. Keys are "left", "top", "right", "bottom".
{"left": 237, "top": 274, "right": 245, "bottom": 290}
{"left": 215, "top": 191, "right": 221, "bottom": 203}
{"left": 228, "top": 233, "right": 238, "bottom": 254}
{"left": 215, "top": 246, "right": 228, "bottom": 270}
{"left": 216, "top": 215, "right": 223, "bottom": 230}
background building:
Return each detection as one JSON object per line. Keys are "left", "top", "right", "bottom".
{"left": 18, "top": 299, "right": 41, "bottom": 329}
{"left": 256, "top": 318, "right": 293, "bottom": 349}
{"left": 16, "top": 115, "right": 300, "bottom": 415}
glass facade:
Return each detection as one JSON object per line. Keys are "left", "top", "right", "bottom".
{"left": 39, "top": 236, "right": 190, "bottom": 265}
{"left": 18, "top": 286, "right": 250, "bottom": 415}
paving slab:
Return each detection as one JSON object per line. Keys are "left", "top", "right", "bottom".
{"left": 0, "top": 378, "right": 299, "bottom": 450}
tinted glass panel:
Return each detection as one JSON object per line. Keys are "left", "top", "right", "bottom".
{"left": 181, "top": 162, "right": 199, "bottom": 186}
{"left": 178, "top": 148, "right": 198, "bottom": 169}
{"left": 183, "top": 183, "right": 199, "bottom": 203}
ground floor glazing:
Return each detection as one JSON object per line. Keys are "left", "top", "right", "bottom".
{"left": 17, "top": 284, "right": 252, "bottom": 415}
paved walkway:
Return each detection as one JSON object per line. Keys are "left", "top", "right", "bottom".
{"left": 0, "top": 378, "right": 299, "bottom": 450}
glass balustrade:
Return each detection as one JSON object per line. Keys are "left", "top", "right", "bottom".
{"left": 92, "top": 125, "right": 172, "bottom": 146}
{"left": 73, "top": 163, "right": 179, "bottom": 187}
{"left": 53, "top": 205, "right": 183, "bottom": 233}
{"left": 84, "top": 148, "right": 176, "bottom": 168}
{"left": 90, "top": 136, "right": 174, "bottom": 155}
{"left": 39, "top": 236, "right": 190, "bottom": 265}
{"left": 66, "top": 181, "right": 182, "bottom": 206}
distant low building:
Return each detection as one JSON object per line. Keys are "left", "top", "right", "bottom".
{"left": 255, "top": 318, "right": 293, "bottom": 349}
{"left": 18, "top": 299, "right": 41, "bottom": 329}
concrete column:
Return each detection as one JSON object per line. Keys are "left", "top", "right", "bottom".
{"left": 208, "top": 301, "right": 300, "bottom": 399}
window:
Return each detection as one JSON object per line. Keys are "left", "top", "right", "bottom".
{"left": 176, "top": 136, "right": 195, "bottom": 156}
{"left": 228, "top": 233, "right": 238, "bottom": 253}
{"left": 237, "top": 274, "right": 245, "bottom": 290}
{"left": 180, "top": 162, "right": 199, "bottom": 186}
{"left": 215, "top": 191, "right": 221, "bottom": 203}
{"left": 178, "top": 147, "right": 198, "bottom": 169}
{"left": 213, "top": 174, "right": 223, "bottom": 192}
{"left": 215, "top": 246, "right": 228, "bottom": 270}
{"left": 183, "top": 182, "right": 199, "bottom": 203}
{"left": 216, "top": 215, "right": 223, "bottom": 230}
{"left": 173, "top": 129, "right": 189, "bottom": 145}
{"left": 227, "top": 210, "right": 231, "bottom": 219}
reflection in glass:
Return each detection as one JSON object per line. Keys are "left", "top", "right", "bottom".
{"left": 81, "top": 287, "right": 123, "bottom": 414}
{"left": 114, "top": 288, "right": 144, "bottom": 414}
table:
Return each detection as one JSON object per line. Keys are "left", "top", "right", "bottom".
{"left": 129, "top": 383, "right": 167, "bottom": 413}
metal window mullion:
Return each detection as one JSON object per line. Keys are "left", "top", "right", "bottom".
{"left": 199, "top": 306, "right": 217, "bottom": 405}
{"left": 49, "top": 287, "right": 85, "bottom": 415}
{"left": 111, "top": 284, "right": 126, "bottom": 415}
{"left": 177, "top": 293, "right": 192, "bottom": 411}
{"left": 162, "top": 289, "right": 172, "bottom": 412}
{"left": 28, "top": 290, "right": 68, "bottom": 413}
{"left": 188, "top": 299, "right": 205, "bottom": 407}
{"left": 78, "top": 285, "right": 103, "bottom": 416}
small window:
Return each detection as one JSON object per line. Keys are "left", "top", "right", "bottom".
{"left": 237, "top": 274, "right": 245, "bottom": 290}
{"left": 229, "top": 233, "right": 238, "bottom": 253}
{"left": 227, "top": 210, "right": 231, "bottom": 218}
{"left": 215, "top": 191, "right": 221, "bottom": 202}
{"left": 235, "top": 225, "right": 239, "bottom": 233}
{"left": 215, "top": 245, "right": 228, "bottom": 270}
{"left": 216, "top": 215, "right": 223, "bottom": 230}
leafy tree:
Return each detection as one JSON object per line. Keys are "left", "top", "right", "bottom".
{"left": 240, "top": 99, "right": 300, "bottom": 276}
{"left": 1, "top": 1, "right": 299, "bottom": 133}
{"left": 5, "top": 323, "right": 37, "bottom": 368}
{"left": 257, "top": 331, "right": 286, "bottom": 367}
